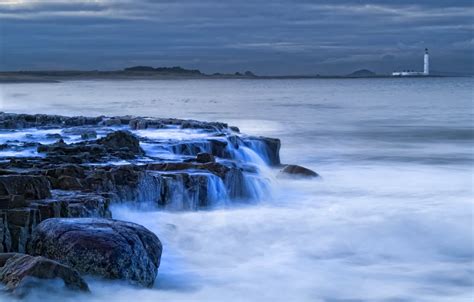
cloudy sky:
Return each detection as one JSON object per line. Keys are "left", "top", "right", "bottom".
{"left": 0, "top": 0, "right": 472, "bottom": 75}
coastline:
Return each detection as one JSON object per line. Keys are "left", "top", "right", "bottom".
{"left": 0, "top": 112, "right": 317, "bottom": 295}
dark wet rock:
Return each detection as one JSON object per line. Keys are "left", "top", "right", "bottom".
{"left": 129, "top": 117, "right": 164, "bottom": 130}
{"left": 80, "top": 130, "right": 97, "bottom": 140}
{"left": 44, "top": 164, "right": 86, "bottom": 179}
{"left": 196, "top": 152, "right": 215, "bottom": 163}
{"left": 280, "top": 164, "right": 319, "bottom": 178}
{"left": 0, "top": 195, "right": 27, "bottom": 209}
{"left": 0, "top": 113, "right": 282, "bottom": 211}
{"left": 0, "top": 112, "right": 103, "bottom": 129}
{"left": 55, "top": 176, "right": 83, "bottom": 190}
{"left": 45, "top": 133, "right": 63, "bottom": 140}
{"left": 97, "top": 130, "right": 143, "bottom": 155}
{"left": 0, "top": 175, "right": 51, "bottom": 200}
{"left": 101, "top": 117, "right": 123, "bottom": 127}
{"left": 181, "top": 120, "right": 228, "bottom": 131}
{"left": 37, "top": 139, "right": 104, "bottom": 156}
{"left": 245, "top": 136, "right": 281, "bottom": 166}
{"left": 37, "top": 131, "right": 144, "bottom": 162}
{"left": 84, "top": 165, "right": 143, "bottom": 201}
{"left": 128, "top": 116, "right": 231, "bottom": 131}
{"left": 0, "top": 212, "right": 12, "bottom": 253}
{"left": 5, "top": 208, "right": 39, "bottom": 253}
{"left": 31, "top": 191, "right": 111, "bottom": 220}
{"left": 0, "top": 190, "right": 110, "bottom": 253}
{"left": 0, "top": 170, "right": 18, "bottom": 176}
{"left": 209, "top": 139, "right": 229, "bottom": 158}
{"left": 0, "top": 253, "right": 89, "bottom": 296}
{"left": 147, "top": 162, "right": 230, "bottom": 178}
{"left": 30, "top": 218, "right": 162, "bottom": 287}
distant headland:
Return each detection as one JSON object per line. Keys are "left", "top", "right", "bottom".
{"left": 0, "top": 66, "right": 450, "bottom": 83}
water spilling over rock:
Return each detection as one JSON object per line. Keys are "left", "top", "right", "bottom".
{"left": 0, "top": 112, "right": 314, "bottom": 292}
{"left": 0, "top": 113, "right": 280, "bottom": 212}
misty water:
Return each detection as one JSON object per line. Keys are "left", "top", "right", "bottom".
{"left": 0, "top": 78, "right": 473, "bottom": 301}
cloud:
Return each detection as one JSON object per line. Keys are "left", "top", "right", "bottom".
{"left": 0, "top": 0, "right": 472, "bottom": 74}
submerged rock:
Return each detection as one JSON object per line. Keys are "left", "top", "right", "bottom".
{"left": 29, "top": 218, "right": 162, "bottom": 287}
{"left": 0, "top": 253, "right": 89, "bottom": 296}
{"left": 280, "top": 164, "right": 319, "bottom": 178}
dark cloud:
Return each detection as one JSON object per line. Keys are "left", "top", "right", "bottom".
{"left": 0, "top": 0, "right": 472, "bottom": 74}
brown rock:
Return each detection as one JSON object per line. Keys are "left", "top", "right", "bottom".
{"left": 56, "top": 176, "right": 83, "bottom": 190}
{"left": 0, "top": 175, "right": 51, "bottom": 200}
{"left": 196, "top": 152, "right": 215, "bottom": 163}
{"left": 0, "top": 253, "right": 89, "bottom": 296}
{"left": 280, "top": 164, "right": 319, "bottom": 178}
{"left": 30, "top": 218, "right": 162, "bottom": 288}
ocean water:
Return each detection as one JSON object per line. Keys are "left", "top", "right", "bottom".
{"left": 0, "top": 78, "right": 473, "bottom": 301}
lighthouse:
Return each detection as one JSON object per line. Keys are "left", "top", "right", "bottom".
{"left": 424, "top": 48, "right": 429, "bottom": 75}
{"left": 392, "top": 48, "right": 431, "bottom": 76}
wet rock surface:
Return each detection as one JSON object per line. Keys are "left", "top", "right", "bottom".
{"left": 0, "top": 253, "right": 89, "bottom": 296}
{"left": 0, "top": 112, "right": 309, "bottom": 294}
{"left": 0, "top": 175, "right": 51, "bottom": 200}
{"left": 30, "top": 218, "right": 162, "bottom": 287}
{"left": 0, "top": 112, "right": 281, "bottom": 213}
{"left": 280, "top": 164, "right": 319, "bottom": 178}
{"left": 0, "top": 190, "right": 111, "bottom": 253}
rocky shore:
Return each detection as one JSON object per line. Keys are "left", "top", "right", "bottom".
{"left": 0, "top": 112, "right": 316, "bottom": 296}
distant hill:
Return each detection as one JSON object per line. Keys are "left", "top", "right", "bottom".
{"left": 124, "top": 66, "right": 202, "bottom": 75}
{"left": 347, "top": 69, "right": 377, "bottom": 77}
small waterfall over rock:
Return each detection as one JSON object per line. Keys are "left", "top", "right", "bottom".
{"left": 0, "top": 114, "right": 282, "bottom": 212}
{"left": 0, "top": 113, "right": 288, "bottom": 254}
{"left": 115, "top": 128, "right": 281, "bottom": 210}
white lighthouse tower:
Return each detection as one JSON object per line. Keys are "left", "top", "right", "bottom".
{"left": 392, "top": 48, "right": 431, "bottom": 77}
{"left": 423, "top": 48, "right": 429, "bottom": 75}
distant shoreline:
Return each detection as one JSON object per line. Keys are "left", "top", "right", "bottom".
{"left": 0, "top": 70, "right": 458, "bottom": 83}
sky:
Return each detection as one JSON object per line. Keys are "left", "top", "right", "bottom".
{"left": 0, "top": 0, "right": 472, "bottom": 75}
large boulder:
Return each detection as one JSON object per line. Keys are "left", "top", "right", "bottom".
{"left": 280, "top": 164, "right": 319, "bottom": 178}
{"left": 0, "top": 253, "right": 89, "bottom": 296}
{"left": 29, "top": 218, "right": 162, "bottom": 287}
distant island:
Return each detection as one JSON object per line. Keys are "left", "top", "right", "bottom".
{"left": 346, "top": 69, "right": 377, "bottom": 77}
{"left": 0, "top": 66, "right": 447, "bottom": 83}
{"left": 0, "top": 66, "right": 261, "bottom": 83}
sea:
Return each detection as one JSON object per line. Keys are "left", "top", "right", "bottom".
{"left": 0, "top": 77, "right": 472, "bottom": 301}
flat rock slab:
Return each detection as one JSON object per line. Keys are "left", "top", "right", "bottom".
{"left": 29, "top": 218, "right": 162, "bottom": 287}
